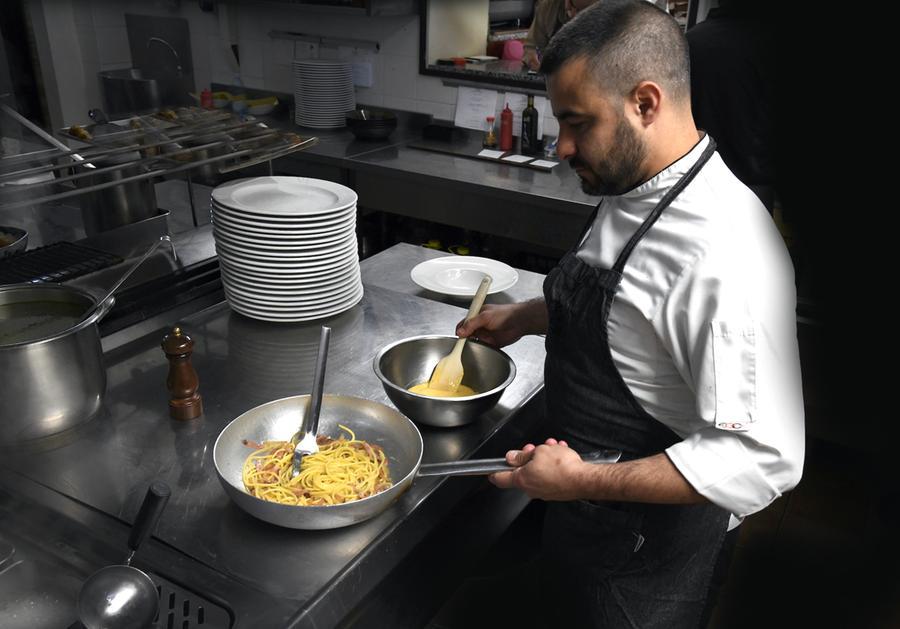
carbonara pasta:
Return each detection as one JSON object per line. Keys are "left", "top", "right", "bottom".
{"left": 242, "top": 425, "right": 392, "bottom": 506}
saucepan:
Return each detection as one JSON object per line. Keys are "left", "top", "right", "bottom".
{"left": 0, "top": 236, "right": 176, "bottom": 444}
{"left": 213, "top": 394, "right": 621, "bottom": 530}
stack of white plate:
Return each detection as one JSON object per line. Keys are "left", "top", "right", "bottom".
{"left": 293, "top": 59, "right": 355, "bottom": 128}
{"left": 211, "top": 176, "right": 363, "bottom": 322}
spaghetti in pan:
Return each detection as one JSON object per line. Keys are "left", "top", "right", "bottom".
{"left": 242, "top": 425, "right": 393, "bottom": 506}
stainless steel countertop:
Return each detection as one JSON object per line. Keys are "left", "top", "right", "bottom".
{"left": 361, "top": 242, "right": 547, "bottom": 307}
{"left": 265, "top": 110, "right": 597, "bottom": 214}
{"left": 1, "top": 243, "right": 548, "bottom": 628}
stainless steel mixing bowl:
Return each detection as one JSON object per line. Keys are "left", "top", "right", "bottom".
{"left": 373, "top": 335, "right": 516, "bottom": 428}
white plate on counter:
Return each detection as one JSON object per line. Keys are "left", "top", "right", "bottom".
{"left": 410, "top": 256, "right": 519, "bottom": 297}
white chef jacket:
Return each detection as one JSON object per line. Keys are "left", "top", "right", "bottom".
{"left": 575, "top": 135, "right": 804, "bottom": 527}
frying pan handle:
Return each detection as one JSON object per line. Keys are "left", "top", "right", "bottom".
{"left": 128, "top": 481, "right": 171, "bottom": 554}
{"left": 417, "top": 449, "right": 622, "bottom": 477}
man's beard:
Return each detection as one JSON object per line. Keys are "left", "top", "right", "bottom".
{"left": 572, "top": 115, "right": 646, "bottom": 196}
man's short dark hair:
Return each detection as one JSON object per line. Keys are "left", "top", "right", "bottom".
{"left": 540, "top": 0, "right": 691, "bottom": 103}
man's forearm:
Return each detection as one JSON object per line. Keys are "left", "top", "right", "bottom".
{"left": 577, "top": 453, "right": 708, "bottom": 504}
{"left": 518, "top": 297, "right": 549, "bottom": 336}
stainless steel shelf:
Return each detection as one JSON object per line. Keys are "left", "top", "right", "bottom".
{"left": 0, "top": 106, "right": 318, "bottom": 210}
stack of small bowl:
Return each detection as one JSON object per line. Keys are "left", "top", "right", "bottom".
{"left": 345, "top": 109, "right": 398, "bottom": 141}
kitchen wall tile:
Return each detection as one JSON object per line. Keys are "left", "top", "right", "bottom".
{"left": 415, "top": 101, "right": 453, "bottom": 121}
{"left": 269, "top": 39, "right": 295, "bottom": 65}
{"left": 382, "top": 55, "right": 417, "bottom": 101}
{"left": 357, "top": 94, "right": 384, "bottom": 108}
{"left": 383, "top": 95, "right": 419, "bottom": 115}
{"left": 231, "top": 4, "right": 265, "bottom": 41}
{"left": 542, "top": 115, "right": 559, "bottom": 139}
{"left": 77, "top": 24, "right": 100, "bottom": 67}
{"left": 238, "top": 39, "right": 265, "bottom": 79}
{"left": 293, "top": 41, "right": 320, "bottom": 60}
{"left": 415, "top": 75, "right": 457, "bottom": 105}
{"left": 98, "top": 62, "right": 132, "bottom": 72}
{"left": 242, "top": 75, "right": 265, "bottom": 89}
{"left": 192, "top": 34, "right": 212, "bottom": 91}
{"left": 211, "top": 66, "right": 236, "bottom": 87}
{"left": 75, "top": 2, "right": 94, "bottom": 26}
{"left": 90, "top": 1, "right": 127, "bottom": 28}
{"left": 96, "top": 25, "right": 131, "bottom": 66}
{"left": 208, "top": 34, "right": 237, "bottom": 79}
{"left": 263, "top": 63, "right": 293, "bottom": 94}
{"left": 379, "top": 16, "right": 419, "bottom": 57}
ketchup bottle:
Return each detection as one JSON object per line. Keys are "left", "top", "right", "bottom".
{"left": 499, "top": 103, "right": 513, "bottom": 151}
{"left": 200, "top": 88, "right": 213, "bottom": 109}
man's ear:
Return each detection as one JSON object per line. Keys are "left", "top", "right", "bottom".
{"left": 632, "top": 81, "right": 663, "bottom": 126}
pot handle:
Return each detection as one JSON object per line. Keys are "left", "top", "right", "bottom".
{"left": 85, "top": 236, "right": 178, "bottom": 325}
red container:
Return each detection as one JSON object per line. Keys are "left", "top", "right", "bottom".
{"left": 499, "top": 103, "right": 513, "bottom": 151}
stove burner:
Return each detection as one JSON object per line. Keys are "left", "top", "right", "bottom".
{"left": 0, "top": 241, "right": 122, "bottom": 285}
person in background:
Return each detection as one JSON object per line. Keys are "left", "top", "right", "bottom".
{"left": 458, "top": 1, "right": 804, "bottom": 627}
{"left": 522, "top": 0, "right": 599, "bottom": 71}
{"left": 686, "top": 0, "right": 775, "bottom": 211}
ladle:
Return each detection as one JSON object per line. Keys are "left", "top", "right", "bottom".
{"left": 77, "top": 481, "right": 171, "bottom": 629}
{"left": 428, "top": 274, "right": 492, "bottom": 392}
{"left": 291, "top": 325, "right": 331, "bottom": 476}
{"left": 76, "top": 235, "right": 177, "bottom": 327}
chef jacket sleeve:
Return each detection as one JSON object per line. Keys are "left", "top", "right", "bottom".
{"left": 659, "top": 219, "right": 805, "bottom": 519}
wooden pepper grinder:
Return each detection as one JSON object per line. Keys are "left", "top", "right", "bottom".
{"left": 161, "top": 326, "right": 203, "bottom": 420}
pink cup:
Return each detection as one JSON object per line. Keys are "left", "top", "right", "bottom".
{"left": 502, "top": 40, "right": 524, "bottom": 61}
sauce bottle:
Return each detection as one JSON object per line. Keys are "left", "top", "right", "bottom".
{"left": 499, "top": 103, "right": 513, "bottom": 151}
{"left": 521, "top": 93, "right": 539, "bottom": 156}
{"left": 483, "top": 115, "right": 497, "bottom": 148}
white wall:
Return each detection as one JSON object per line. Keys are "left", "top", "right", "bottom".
{"left": 34, "top": 0, "right": 559, "bottom": 138}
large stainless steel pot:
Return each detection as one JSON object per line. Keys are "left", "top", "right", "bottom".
{"left": 76, "top": 150, "right": 158, "bottom": 235}
{"left": 0, "top": 284, "right": 114, "bottom": 444}
{"left": 99, "top": 68, "right": 162, "bottom": 117}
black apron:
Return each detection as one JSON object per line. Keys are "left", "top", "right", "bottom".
{"left": 540, "top": 138, "right": 730, "bottom": 629}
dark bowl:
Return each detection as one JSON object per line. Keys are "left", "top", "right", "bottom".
{"left": 346, "top": 109, "right": 398, "bottom": 141}
{"left": 0, "top": 225, "right": 27, "bottom": 258}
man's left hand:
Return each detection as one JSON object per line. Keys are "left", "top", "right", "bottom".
{"left": 490, "top": 438, "right": 587, "bottom": 501}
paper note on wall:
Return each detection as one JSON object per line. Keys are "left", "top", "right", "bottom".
{"left": 454, "top": 86, "right": 500, "bottom": 131}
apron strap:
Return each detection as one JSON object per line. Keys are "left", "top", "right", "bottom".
{"left": 612, "top": 136, "right": 717, "bottom": 273}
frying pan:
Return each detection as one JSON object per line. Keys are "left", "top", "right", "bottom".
{"left": 213, "top": 394, "right": 622, "bottom": 530}
{"left": 214, "top": 394, "right": 423, "bottom": 530}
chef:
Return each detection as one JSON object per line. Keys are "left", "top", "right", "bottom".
{"left": 456, "top": 1, "right": 804, "bottom": 627}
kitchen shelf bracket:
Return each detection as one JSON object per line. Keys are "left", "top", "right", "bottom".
{"left": 268, "top": 30, "right": 380, "bottom": 52}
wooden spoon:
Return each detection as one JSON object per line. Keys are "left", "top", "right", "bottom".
{"left": 428, "top": 274, "right": 492, "bottom": 392}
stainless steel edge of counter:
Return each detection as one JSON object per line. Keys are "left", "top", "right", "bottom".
{"left": 0, "top": 251, "right": 548, "bottom": 627}
{"left": 263, "top": 111, "right": 597, "bottom": 214}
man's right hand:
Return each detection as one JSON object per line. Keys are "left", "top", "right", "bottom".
{"left": 455, "top": 298, "right": 548, "bottom": 348}
{"left": 522, "top": 48, "right": 541, "bottom": 71}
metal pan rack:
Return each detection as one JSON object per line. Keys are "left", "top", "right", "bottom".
{"left": 0, "top": 105, "right": 318, "bottom": 211}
